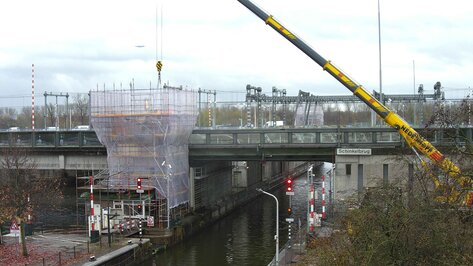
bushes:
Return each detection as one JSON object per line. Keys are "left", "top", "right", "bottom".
{"left": 299, "top": 185, "right": 473, "bottom": 265}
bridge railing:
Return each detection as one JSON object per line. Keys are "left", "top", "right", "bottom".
{"left": 190, "top": 127, "right": 473, "bottom": 147}
{"left": 0, "top": 127, "right": 470, "bottom": 149}
{"left": 0, "top": 130, "right": 102, "bottom": 148}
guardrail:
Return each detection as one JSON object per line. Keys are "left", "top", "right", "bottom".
{"left": 190, "top": 127, "right": 472, "bottom": 147}
{"left": 0, "top": 130, "right": 102, "bottom": 148}
{"left": 0, "top": 127, "right": 470, "bottom": 149}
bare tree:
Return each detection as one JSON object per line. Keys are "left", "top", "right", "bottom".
{"left": 0, "top": 108, "right": 17, "bottom": 129}
{"left": 300, "top": 97, "right": 473, "bottom": 265}
{"left": 72, "top": 94, "right": 89, "bottom": 126}
{"left": 0, "top": 147, "right": 62, "bottom": 256}
{"left": 45, "top": 103, "right": 56, "bottom": 128}
{"left": 16, "top": 107, "right": 32, "bottom": 129}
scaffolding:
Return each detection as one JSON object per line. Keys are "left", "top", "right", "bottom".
{"left": 90, "top": 85, "right": 198, "bottom": 227}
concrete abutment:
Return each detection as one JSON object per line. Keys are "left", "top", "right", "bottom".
{"left": 334, "top": 154, "right": 415, "bottom": 201}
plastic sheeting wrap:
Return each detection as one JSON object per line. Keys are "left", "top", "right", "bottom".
{"left": 294, "top": 103, "right": 324, "bottom": 127}
{"left": 90, "top": 86, "right": 197, "bottom": 208}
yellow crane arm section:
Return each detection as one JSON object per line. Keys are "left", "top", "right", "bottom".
{"left": 237, "top": 0, "right": 472, "bottom": 204}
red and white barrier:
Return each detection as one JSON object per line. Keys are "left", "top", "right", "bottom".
{"left": 309, "top": 184, "right": 315, "bottom": 232}
{"left": 31, "top": 64, "right": 35, "bottom": 131}
{"left": 90, "top": 176, "right": 95, "bottom": 231}
{"left": 322, "top": 175, "right": 326, "bottom": 220}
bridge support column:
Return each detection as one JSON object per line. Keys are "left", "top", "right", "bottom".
{"left": 59, "top": 155, "right": 65, "bottom": 169}
{"left": 357, "top": 164, "right": 364, "bottom": 197}
{"left": 189, "top": 167, "right": 195, "bottom": 210}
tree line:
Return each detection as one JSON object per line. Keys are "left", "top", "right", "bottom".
{"left": 2, "top": 96, "right": 471, "bottom": 130}
{"left": 197, "top": 100, "right": 469, "bottom": 128}
{"left": 0, "top": 94, "right": 89, "bottom": 130}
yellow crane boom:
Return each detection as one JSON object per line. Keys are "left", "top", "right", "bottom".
{"left": 237, "top": 0, "right": 472, "bottom": 204}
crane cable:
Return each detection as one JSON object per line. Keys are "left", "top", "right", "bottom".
{"left": 155, "top": 2, "right": 163, "bottom": 87}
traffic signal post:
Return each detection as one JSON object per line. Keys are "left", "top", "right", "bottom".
{"left": 285, "top": 176, "right": 294, "bottom": 196}
{"left": 136, "top": 178, "right": 144, "bottom": 194}
{"left": 285, "top": 176, "right": 295, "bottom": 249}
{"left": 307, "top": 165, "right": 315, "bottom": 233}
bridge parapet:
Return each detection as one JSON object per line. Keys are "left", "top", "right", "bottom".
{"left": 0, "top": 127, "right": 470, "bottom": 161}
{"left": 190, "top": 127, "right": 472, "bottom": 146}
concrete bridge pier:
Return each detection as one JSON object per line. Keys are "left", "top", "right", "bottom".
{"left": 334, "top": 154, "right": 415, "bottom": 201}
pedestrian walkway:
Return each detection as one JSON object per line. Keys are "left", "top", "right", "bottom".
{"left": 0, "top": 228, "right": 139, "bottom": 265}
{"left": 266, "top": 225, "right": 333, "bottom": 265}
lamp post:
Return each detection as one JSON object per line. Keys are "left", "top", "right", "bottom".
{"left": 161, "top": 161, "right": 172, "bottom": 229}
{"left": 378, "top": 0, "right": 383, "bottom": 105}
{"left": 257, "top": 188, "right": 279, "bottom": 265}
{"left": 107, "top": 176, "right": 111, "bottom": 247}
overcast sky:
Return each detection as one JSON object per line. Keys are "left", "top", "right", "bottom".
{"left": 0, "top": 0, "right": 472, "bottom": 107}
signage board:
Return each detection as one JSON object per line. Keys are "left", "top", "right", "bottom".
{"left": 336, "top": 148, "right": 372, "bottom": 156}
{"left": 315, "top": 213, "right": 322, "bottom": 227}
{"left": 10, "top": 221, "right": 20, "bottom": 235}
{"left": 147, "top": 216, "right": 155, "bottom": 227}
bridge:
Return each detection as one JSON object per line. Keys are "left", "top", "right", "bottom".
{"left": 189, "top": 126, "right": 471, "bottom": 161}
{"left": 0, "top": 126, "right": 470, "bottom": 166}
{"left": 3, "top": 121, "right": 471, "bottom": 235}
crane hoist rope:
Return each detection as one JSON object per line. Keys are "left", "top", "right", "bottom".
{"left": 156, "top": 3, "right": 164, "bottom": 86}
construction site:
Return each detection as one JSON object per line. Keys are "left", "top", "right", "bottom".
{"left": 84, "top": 84, "right": 198, "bottom": 234}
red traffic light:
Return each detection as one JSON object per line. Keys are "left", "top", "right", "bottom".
{"left": 137, "top": 204, "right": 142, "bottom": 210}
{"left": 285, "top": 177, "right": 293, "bottom": 194}
{"left": 287, "top": 207, "right": 292, "bottom": 214}
{"left": 137, "top": 178, "right": 142, "bottom": 190}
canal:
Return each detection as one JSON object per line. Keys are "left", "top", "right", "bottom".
{"left": 154, "top": 162, "right": 333, "bottom": 266}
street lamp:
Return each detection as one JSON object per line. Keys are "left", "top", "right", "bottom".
{"left": 107, "top": 176, "right": 111, "bottom": 247}
{"left": 257, "top": 188, "right": 279, "bottom": 265}
{"left": 161, "top": 161, "right": 172, "bottom": 229}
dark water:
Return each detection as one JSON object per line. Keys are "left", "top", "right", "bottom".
{"left": 154, "top": 163, "right": 333, "bottom": 266}
{"left": 37, "top": 163, "right": 333, "bottom": 265}
{"left": 35, "top": 186, "right": 84, "bottom": 228}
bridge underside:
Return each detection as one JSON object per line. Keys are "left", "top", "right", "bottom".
{"left": 190, "top": 144, "right": 333, "bottom": 161}
{"left": 189, "top": 145, "right": 402, "bottom": 162}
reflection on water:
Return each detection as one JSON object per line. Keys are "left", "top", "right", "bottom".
{"left": 154, "top": 190, "right": 286, "bottom": 266}
{"left": 36, "top": 186, "right": 84, "bottom": 228}
{"left": 154, "top": 162, "right": 333, "bottom": 266}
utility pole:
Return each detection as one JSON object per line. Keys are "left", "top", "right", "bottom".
{"left": 43, "top": 92, "right": 70, "bottom": 129}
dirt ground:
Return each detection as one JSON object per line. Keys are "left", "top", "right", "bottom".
{"left": 0, "top": 229, "right": 128, "bottom": 266}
